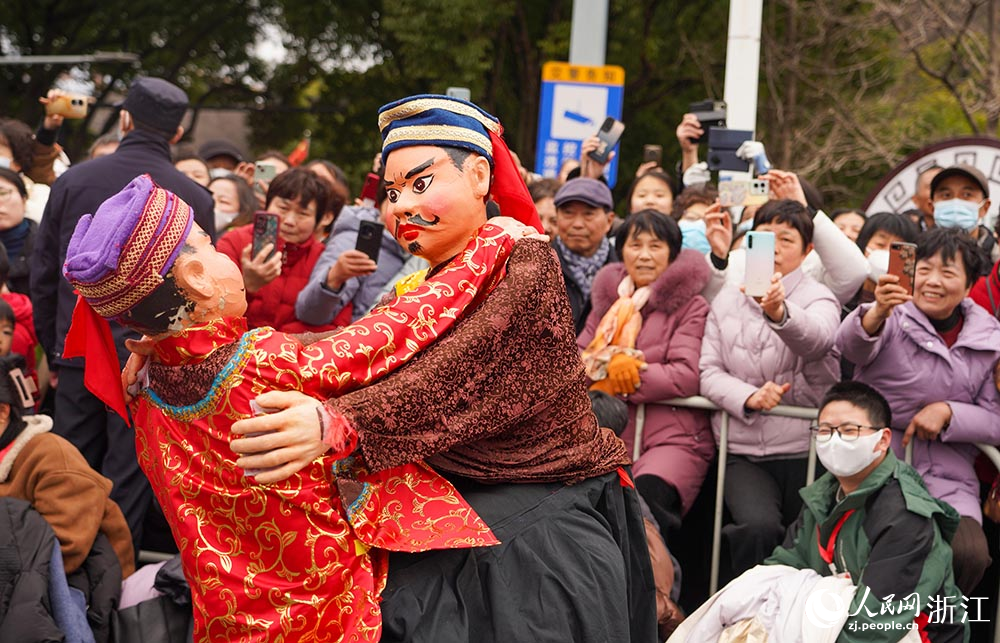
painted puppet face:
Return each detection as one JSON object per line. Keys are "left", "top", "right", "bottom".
{"left": 382, "top": 145, "right": 489, "bottom": 266}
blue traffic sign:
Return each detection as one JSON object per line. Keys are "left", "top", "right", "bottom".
{"left": 534, "top": 62, "right": 626, "bottom": 187}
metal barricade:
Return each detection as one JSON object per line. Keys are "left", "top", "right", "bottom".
{"left": 635, "top": 397, "right": 1000, "bottom": 642}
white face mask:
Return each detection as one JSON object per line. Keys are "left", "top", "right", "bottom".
{"left": 0, "top": 157, "right": 11, "bottom": 170}
{"left": 214, "top": 210, "right": 240, "bottom": 231}
{"left": 816, "top": 429, "right": 887, "bottom": 477}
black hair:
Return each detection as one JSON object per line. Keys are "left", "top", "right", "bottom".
{"left": 588, "top": 390, "right": 629, "bottom": 436}
{"left": 855, "top": 212, "right": 920, "bottom": 254}
{"left": 615, "top": 209, "right": 682, "bottom": 261}
{"left": 915, "top": 227, "right": 986, "bottom": 288}
{"left": 0, "top": 243, "right": 10, "bottom": 287}
{"left": 0, "top": 119, "right": 35, "bottom": 171}
{"left": 819, "top": 381, "right": 892, "bottom": 429}
{"left": 0, "top": 167, "right": 27, "bottom": 199}
{"left": 0, "top": 353, "right": 29, "bottom": 451}
{"left": 265, "top": 168, "right": 331, "bottom": 225}
{"left": 257, "top": 150, "right": 290, "bottom": 168}
{"left": 672, "top": 182, "right": 718, "bottom": 221}
{"left": 753, "top": 199, "right": 814, "bottom": 249}
{"left": 118, "top": 243, "right": 197, "bottom": 336}
{"left": 303, "top": 159, "right": 349, "bottom": 227}
{"left": 625, "top": 169, "right": 675, "bottom": 215}
{"left": 0, "top": 298, "right": 14, "bottom": 328}
{"left": 830, "top": 208, "right": 866, "bottom": 222}
{"left": 798, "top": 175, "right": 826, "bottom": 212}
{"left": 88, "top": 132, "right": 119, "bottom": 158}
{"left": 173, "top": 151, "right": 210, "bottom": 172}
{"left": 528, "top": 178, "right": 561, "bottom": 203}
{"left": 208, "top": 175, "right": 257, "bottom": 230}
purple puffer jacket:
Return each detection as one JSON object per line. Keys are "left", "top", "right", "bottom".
{"left": 578, "top": 249, "right": 714, "bottom": 514}
{"left": 837, "top": 299, "right": 1000, "bottom": 522}
{"left": 699, "top": 268, "right": 840, "bottom": 457}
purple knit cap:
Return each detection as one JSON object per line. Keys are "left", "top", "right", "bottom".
{"left": 64, "top": 174, "right": 194, "bottom": 319}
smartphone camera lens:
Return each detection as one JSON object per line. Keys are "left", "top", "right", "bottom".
{"left": 748, "top": 236, "right": 753, "bottom": 249}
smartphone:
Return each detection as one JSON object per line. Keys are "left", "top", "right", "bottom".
{"left": 45, "top": 93, "right": 91, "bottom": 119}
{"left": 744, "top": 231, "right": 776, "bottom": 298}
{"left": 446, "top": 86, "right": 472, "bottom": 101}
{"left": 888, "top": 241, "right": 917, "bottom": 295}
{"left": 251, "top": 211, "right": 280, "bottom": 261}
{"left": 356, "top": 220, "right": 383, "bottom": 263}
{"left": 359, "top": 172, "right": 380, "bottom": 209}
{"left": 642, "top": 144, "right": 662, "bottom": 164}
{"left": 254, "top": 163, "right": 278, "bottom": 195}
{"left": 708, "top": 128, "right": 754, "bottom": 172}
{"left": 588, "top": 117, "right": 625, "bottom": 164}
{"left": 689, "top": 99, "right": 727, "bottom": 144}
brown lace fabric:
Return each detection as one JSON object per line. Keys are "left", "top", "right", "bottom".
{"left": 148, "top": 342, "right": 240, "bottom": 407}
{"left": 333, "top": 239, "right": 630, "bottom": 484}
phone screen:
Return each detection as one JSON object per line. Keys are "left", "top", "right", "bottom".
{"left": 252, "top": 212, "right": 280, "bottom": 260}
{"left": 356, "top": 220, "right": 384, "bottom": 263}
{"left": 744, "top": 231, "right": 776, "bottom": 298}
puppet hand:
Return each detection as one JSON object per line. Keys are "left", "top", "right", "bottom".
{"left": 489, "top": 216, "right": 549, "bottom": 243}
{"left": 122, "top": 337, "right": 155, "bottom": 403}
{"left": 230, "top": 390, "right": 328, "bottom": 484}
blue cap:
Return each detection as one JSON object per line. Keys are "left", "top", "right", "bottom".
{"left": 377, "top": 94, "right": 502, "bottom": 165}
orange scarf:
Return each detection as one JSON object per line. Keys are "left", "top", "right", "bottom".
{"left": 581, "top": 275, "right": 650, "bottom": 381}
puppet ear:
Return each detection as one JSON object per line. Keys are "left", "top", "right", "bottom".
{"left": 465, "top": 154, "right": 492, "bottom": 201}
{"left": 172, "top": 256, "right": 214, "bottom": 302}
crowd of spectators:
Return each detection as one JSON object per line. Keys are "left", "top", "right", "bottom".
{"left": 4, "top": 78, "right": 1000, "bottom": 642}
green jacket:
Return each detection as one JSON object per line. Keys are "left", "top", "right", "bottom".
{"left": 766, "top": 452, "right": 968, "bottom": 643}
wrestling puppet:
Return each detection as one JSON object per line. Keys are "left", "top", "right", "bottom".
{"left": 60, "top": 173, "right": 546, "bottom": 641}
{"left": 229, "top": 95, "right": 658, "bottom": 643}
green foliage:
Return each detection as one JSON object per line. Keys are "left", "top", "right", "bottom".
{"left": 5, "top": 0, "right": 1000, "bottom": 208}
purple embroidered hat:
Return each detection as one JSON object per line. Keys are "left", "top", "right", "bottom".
{"left": 63, "top": 174, "right": 194, "bottom": 319}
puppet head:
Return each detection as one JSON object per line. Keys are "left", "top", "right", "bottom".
{"left": 64, "top": 174, "right": 246, "bottom": 337}
{"left": 377, "top": 94, "right": 541, "bottom": 265}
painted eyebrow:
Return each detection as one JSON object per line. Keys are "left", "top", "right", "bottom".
{"left": 405, "top": 158, "right": 436, "bottom": 179}
{"left": 384, "top": 157, "right": 437, "bottom": 188}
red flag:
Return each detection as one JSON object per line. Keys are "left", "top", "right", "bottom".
{"left": 64, "top": 295, "right": 129, "bottom": 421}
{"left": 287, "top": 136, "right": 310, "bottom": 167}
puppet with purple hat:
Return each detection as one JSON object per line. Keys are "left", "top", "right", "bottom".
{"left": 60, "top": 171, "right": 551, "bottom": 641}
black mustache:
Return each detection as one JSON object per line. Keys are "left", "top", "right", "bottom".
{"left": 405, "top": 213, "right": 440, "bottom": 227}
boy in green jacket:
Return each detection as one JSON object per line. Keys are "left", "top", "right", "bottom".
{"left": 767, "top": 381, "right": 968, "bottom": 642}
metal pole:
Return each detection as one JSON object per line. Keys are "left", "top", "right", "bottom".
{"left": 710, "top": 412, "right": 729, "bottom": 595}
{"left": 569, "top": 0, "right": 608, "bottom": 66}
{"left": 633, "top": 403, "right": 645, "bottom": 463}
{"left": 723, "top": 0, "right": 764, "bottom": 134}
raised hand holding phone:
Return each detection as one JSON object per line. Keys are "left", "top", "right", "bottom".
{"left": 862, "top": 274, "right": 912, "bottom": 336}
{"left": 743, "top": 231, "right": 775, "bottom": 298}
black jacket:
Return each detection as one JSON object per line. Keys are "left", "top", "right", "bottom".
{"left": 0, "top": 497, "right": 63, "bottom": 642}
{"left": 30, "top": 129, "right": 216, "bottom": 367}
{"left": 552, "top": 240, "right": 619, "bottom": 335}
{"left": 5, "top": 218, "right": 38, "bottom": 296}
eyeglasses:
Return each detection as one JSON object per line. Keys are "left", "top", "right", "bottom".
{"left": 809, "top": 422, "right": 884, "bottom": 443}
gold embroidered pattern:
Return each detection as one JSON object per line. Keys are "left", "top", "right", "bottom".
{"left": 383, "top": 124, "right": 492, "bottom": 156}
{"left": 378, "top": 97, "right": 501, "bottom": 134}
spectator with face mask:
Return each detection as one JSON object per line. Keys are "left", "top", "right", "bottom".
{"left": 837, "top": 227, "right": 1000, "bottom": 595}
{"left": 929, "top": 164, "right": 997, "bottom": 271}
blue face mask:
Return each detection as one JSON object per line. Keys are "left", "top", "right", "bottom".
{"left": 679, "top": 219, "right": 711, "bottom": 255}
{"left": 934, "top": 198, "right": 982, "bottom": 232}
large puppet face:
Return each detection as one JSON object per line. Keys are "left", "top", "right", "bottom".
{"left": 382, "top": 145, "right": 491, "bottom": 266}
{"left": 172, "top": 224, "right": 248, "bottom": 325}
